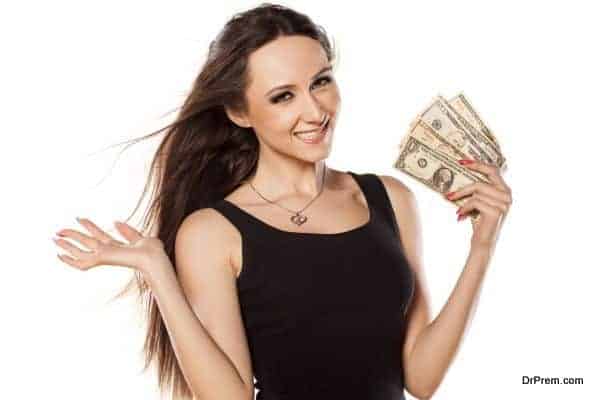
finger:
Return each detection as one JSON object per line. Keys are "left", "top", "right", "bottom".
{"left": 56, "top": 252, "right": 92, "bottom": 270}
{"left": 458, "top": 196, "right": 503, "bottom": 220}
{"left": 494, "top": 172, "right": 510, "bottom": 193}
{"left": 114, "top": 221, "right": 144, "bottom": 244}
{"left": 53, "top": 237, "right": 94, "bottom": 259}
{"left": 459, "top": 159, "right": 508, "bottom": 190}
{"left": 446, "top": 182, "right": 511, "bottom": 204}
{"left": 56, "top": 229, "right": 100, "bottom": 252}
{"left": 459, "top": 193, "right": 509, "bottom": 215}
{"left": 76, "top": 217, "right": 125, "bottom": 245}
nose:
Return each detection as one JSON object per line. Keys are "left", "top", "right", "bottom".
{"left": 299, "top": 92, "right": 327, "bottom": 127}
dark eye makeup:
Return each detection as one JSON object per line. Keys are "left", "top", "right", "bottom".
{"left": 270, "top": 76, "right": 333, "bottom": 104}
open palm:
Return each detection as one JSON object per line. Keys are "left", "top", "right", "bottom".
{"left": 53, "top": 217, "right": 168, "bottom": 274}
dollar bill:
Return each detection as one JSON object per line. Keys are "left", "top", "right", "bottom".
{"left": 448, "top": 92, "right": 507, "bottom": 171}
{"left": 418, "top": 97, "right": 491, "bottom": 164}
{"left": 404, "top": 119, "right": 464, "bottom": 159}
{"left": 403, "top": 119, "right": 488, "bottom": 183}
{"left": 394, "top": 135, "right": 487, "bottom": 220}
{"left": 419, "top": 96, "right": 504, "bottom": 168}
{"left": 439, "top": 95, "right": 505, "bottom": 168}
{"left": 448, "top": 92, "right": 501, "bottom": 151}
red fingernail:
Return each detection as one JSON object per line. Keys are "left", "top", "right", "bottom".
{"left": 458, "top": 159, "right": 474, "bottom": 165}
{"left": 457, "top": 213, "right": 465, "bottom": 221}
{"left": 446, "top": 191, "right": 455, "bottom": 198}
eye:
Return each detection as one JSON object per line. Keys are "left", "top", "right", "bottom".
{"left": 313, "top": 76, "right": 332, "bottom": 87}
{"left": 269, "top": 75, "right": 333, "bottom": 104}
{"left": 271, "top": 92, "right": 293, "bottom": 104}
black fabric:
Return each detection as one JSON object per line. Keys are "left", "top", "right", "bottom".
{"left": 209, "top": 171, "right": 415, "bottom": 400}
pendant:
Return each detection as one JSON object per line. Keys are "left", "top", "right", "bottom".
{"left": 291, "top": 212, "right": 308, "bottom": 226}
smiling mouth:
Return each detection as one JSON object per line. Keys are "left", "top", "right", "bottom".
{"left": 294, "top": 117, "right": 330, "bottom": 138}
{"left": 293, "top": 119, "right": 330, "bottom": 143}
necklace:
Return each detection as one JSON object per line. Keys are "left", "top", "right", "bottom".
{"left": 247, "top": 167, "right": 327, "bottom": 226}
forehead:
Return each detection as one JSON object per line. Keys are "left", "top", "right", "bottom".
{"left": 246, "top": 35, "right": 329, "bottom": 90}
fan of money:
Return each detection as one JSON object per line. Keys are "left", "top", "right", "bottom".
{"left": 393, "top": 93, "right": 506, "bottom": 222}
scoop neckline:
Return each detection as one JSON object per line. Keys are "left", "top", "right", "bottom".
{"left": 220, "top": 171, "right": 372, "bottom": 237}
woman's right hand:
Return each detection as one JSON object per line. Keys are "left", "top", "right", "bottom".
{"left": 53, "top": 217, "right": 170, "bottom": 276}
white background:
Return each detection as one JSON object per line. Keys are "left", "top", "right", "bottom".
{"left": 2, "top": 0, "right": 598, "bottom": 399}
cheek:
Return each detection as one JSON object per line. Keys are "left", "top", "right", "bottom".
{"left": 321, "top": 86, "right": 341, "bottom": 112}
{"left": 252, "top": 109, "right": 297, "bottom": 140}
{"left": 271, "top": 111, "right": 298, "bottom": 133}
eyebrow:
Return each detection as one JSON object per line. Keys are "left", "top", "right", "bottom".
{"left": 264, "top": 65, "right": 333, "bottom": 97}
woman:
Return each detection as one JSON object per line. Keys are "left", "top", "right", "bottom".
{"left": 52, "top": 3, "right": 512, "bottom": 400}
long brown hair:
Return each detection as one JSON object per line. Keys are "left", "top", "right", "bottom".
{"left": 107, "top": 3, "right": 337, "bottom": 399}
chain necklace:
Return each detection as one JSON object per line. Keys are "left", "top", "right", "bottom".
{"left": 247, "top": 168, "right": 327, "bottom": 226}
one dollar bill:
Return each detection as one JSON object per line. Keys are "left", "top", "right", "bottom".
{"left": 447, "top": 92, "right": 507, "bottom": 171}
{"left": 404, "top": 119, "right": 490, "bottom": 184}
{"left": 394, "top": 135, "right": 487, "bottom": 220}
{"left": 419, "top": 96, "right": 505, "bottom": 168}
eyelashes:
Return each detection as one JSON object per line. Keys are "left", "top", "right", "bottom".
{"left": 270, "top": 76, "right": 333, "bottom": 104}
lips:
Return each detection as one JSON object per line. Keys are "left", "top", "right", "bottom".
{"left": 294, "top": 118, "right": 330, "bottom": 142}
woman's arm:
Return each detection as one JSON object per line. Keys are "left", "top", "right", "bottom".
{"left": 381, "top": 159, "right": 511, "bottom": 399}
{"left": 144, "top": 209, "right": 255, "bottom": 400}
{"left": 404, "top": 160, "right": 512, "bottom": 397}
{"left": 402, "top": 245, "right": 492, "bottom": 398}
{"left": 145, "top": 266, "right": 253, "bottom": 400}
{"left": 53, "top": 214, "right": 254, "bottom": 399}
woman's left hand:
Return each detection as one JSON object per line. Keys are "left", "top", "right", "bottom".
{"left": 446, "top": 159, "right": 513, "bottom": 250}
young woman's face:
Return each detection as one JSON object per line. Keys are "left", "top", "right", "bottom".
{"left": 231, "top": 35, "right": 341, "bottom": 163}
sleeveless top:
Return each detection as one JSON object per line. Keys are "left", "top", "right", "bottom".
{"left": 209, "top": 171, "right": 416, "bottom": 400}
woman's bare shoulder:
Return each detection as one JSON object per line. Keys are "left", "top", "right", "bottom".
{"left": 375, "top": 174, "right": 420, "bottom": 231}
{"left": 177, "top": 207, "right": 242, "bottom": 277}
{"left": 377, "top": 174, "right": 415, "bottom": 203}
{"left": 180, "top": 206, "right": 240, "bottom": 234}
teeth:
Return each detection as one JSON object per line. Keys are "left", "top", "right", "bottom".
{"left": 296, "top": 131, "right": 323, "bottom": 139}
{"left": 295, "top": 121, "right": 328, "bottom": 139}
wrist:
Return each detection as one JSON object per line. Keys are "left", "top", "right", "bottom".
{"left": 141, "top": 258, "right": 176, "bottom": 287}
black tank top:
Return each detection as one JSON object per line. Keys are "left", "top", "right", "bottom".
{"left": 210, "top": 171, "right": 415, "bottom": 400}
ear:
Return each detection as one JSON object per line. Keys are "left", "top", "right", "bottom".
{"left": 224, "top": 106, "right": 252, "bottom": 129}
